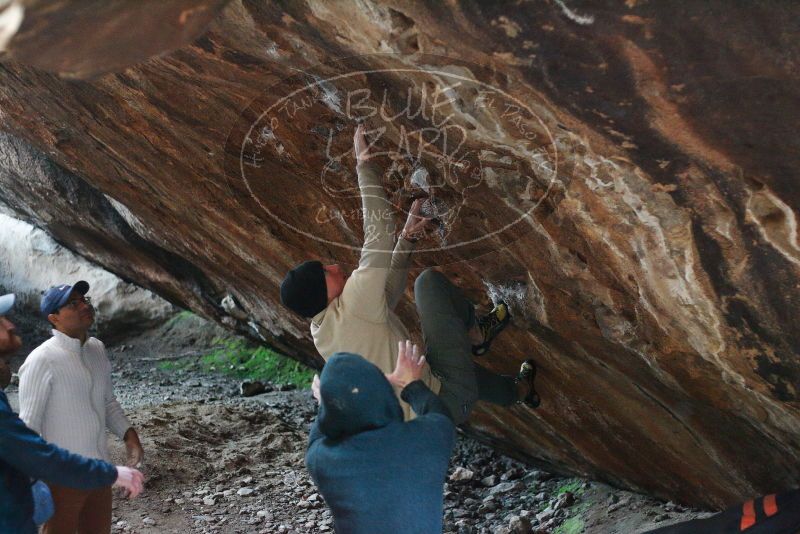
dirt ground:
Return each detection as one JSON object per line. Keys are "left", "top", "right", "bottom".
{"left": 7, "top": 313, "right": 712, "bottom": 533}
{"left": 108, "top": 397, "right": 320, "bottom": 533}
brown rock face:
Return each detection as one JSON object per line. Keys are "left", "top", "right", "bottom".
{"left": 4, "top": 0, "right": 230, "bottom": 78}
{"left": 0, "top": 1, "right": 798, "bottom": 509}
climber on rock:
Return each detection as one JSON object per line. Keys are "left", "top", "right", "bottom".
{"left": 281, "top": 124, "right": 540, "bottom": 424}
{"left": 306, "top": 342, "right": 455, "bottom": 534}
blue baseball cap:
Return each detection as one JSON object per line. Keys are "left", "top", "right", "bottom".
{"left": 40, "top": 281, "right": 90, "bottom": 317}
{"left": 0, "top": 294, "right": 14, "bottom": 315}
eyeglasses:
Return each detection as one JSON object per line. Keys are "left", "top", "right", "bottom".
{"left": 59, "top": 296, "right": 92, "bottom": 312}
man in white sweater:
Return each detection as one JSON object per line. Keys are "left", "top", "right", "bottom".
{"left": 19, "top": 281, "right": 145, "bottom": 534}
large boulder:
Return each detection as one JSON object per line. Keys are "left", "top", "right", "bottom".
{"left": 0, "top": 213, "right": 173, "bottom": 343}
{"left": 0, "top": 0, "right": 798, "bottom": 508}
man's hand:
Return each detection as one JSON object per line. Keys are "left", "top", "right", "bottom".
{"left": 354, "top": 124, "right": 371, "bottom": 163}
{"left": 113, "top": 466, "right": 144, "bottom": 499}
{"left": 386, "top": 340, "right": 426, "bottom": 389}
{"left": 400, "top": 199, "right": 435, "bottom": 243}
{"left": 311, "top": 373, "right": 321, "bottom": 403}
{"left": 123, "top": 428, "right": 144, "bottom": 468}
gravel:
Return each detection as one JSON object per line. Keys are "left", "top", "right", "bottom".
{"left": 8, "top": 312, "right": 713, "bottom": 533}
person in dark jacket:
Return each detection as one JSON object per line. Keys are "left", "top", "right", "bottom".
{"left": 306, "top": 341, "right": 455, "bottom": 534}
{"left": 0, "top": 293, "right": 144, "bottom": 534}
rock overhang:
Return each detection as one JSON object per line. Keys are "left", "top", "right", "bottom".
{"left": 0, "top": 0, "right": 797, "bottom": 509}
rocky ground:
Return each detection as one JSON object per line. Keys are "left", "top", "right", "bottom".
{"left": 7, "top": 313, "right": 713, "bottom": 533}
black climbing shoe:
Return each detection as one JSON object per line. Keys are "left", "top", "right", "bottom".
{"left": 515, "top": 359, "right": 540, "bottom": 408}
{"left": 472, "top": 301, "right": 511, "bottom": 356}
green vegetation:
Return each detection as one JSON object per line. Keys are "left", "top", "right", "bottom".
{"left": 556, "top": 479, "right": 585, "bottom": 497}
{"left": 554, "top": 502, "right": 590, "bottom": 534}
{"left": 165, "top": 309, "right": 195, "bottom": 327}
{"left": 528, "top": 479, "right": 585, "bottom": 507}
{"left": 554, "top": 516, "right": 585, "bottom": 534}
{"left": 159, "top": 338, "right": 314, "bottom": 388}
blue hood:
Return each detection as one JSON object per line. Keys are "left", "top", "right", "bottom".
{"left": 317, "top": 352, "right": 403, "bottom": 440}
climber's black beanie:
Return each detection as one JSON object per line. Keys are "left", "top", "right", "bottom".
{"left": 280, "top": 261, "right": 327, "bottom": 318}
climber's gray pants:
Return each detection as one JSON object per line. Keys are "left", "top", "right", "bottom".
{"left": 414, "top": 269, "right": 516, "bottom": 424}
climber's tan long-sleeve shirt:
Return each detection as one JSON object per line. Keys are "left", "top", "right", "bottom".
{"left": 311, "top": 161, "right": 441, "bottom": 420}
